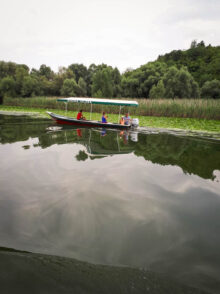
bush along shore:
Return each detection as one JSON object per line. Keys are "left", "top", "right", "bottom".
{"left": 0, "top": 104, "right": 220, "bottom": 134}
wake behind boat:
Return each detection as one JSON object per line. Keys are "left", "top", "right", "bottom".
{"left": 47, "top": 97, "right": 139, "bottom": 129}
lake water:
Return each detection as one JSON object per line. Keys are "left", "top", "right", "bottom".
{"left": 0, "top": 113, "right": 220, "bottom": 294}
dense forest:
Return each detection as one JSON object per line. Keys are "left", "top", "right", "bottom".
{"left": 0, "top": 41, "right": 220, "bottom": 99}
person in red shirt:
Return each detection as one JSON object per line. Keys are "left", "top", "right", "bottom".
{"left": 77, "top": 110, "right": 86, "bottom": 120}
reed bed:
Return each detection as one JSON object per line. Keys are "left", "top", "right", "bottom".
{"left": 3, "top": 97, "right": 220, "bottom": 120}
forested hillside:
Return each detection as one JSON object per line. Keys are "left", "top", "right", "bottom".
{"left": 157, "top": 41, "right": 220, "bottom": 86}
{"left": 121, "top": 41, "right": 220, "bottom": 99}
{"left": 0, "top": 41, "right": 219, "bottom": 99}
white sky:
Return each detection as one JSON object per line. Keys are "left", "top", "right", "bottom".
{"left": 1, "top": 0, "right": 220, "bottom": 72}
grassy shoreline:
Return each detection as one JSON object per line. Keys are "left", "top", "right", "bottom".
{"left": 0, "top": 105, "right": 220, "bottom": 133}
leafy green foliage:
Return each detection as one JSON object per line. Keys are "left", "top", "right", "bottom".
{"left": 0, "top": 76, "right": 16, "bottom": 97}
{"left": 60, "top": 78, "right": 79, "bottom": 96}
{"left": 0, "top": 41, "right": 219, "bottom": 99}
{"left": 201, "top": 79, "right": 220, "bottom": 99}
{"left": 68, "top": 63, "right": 88, "bottom": 83}
{"left": 122, "top": 62, "right": 167, "bottom": 98}
{"left": 157, "top": 41, "right": 220, "bottom": 86}
{"left": 15, "top": 66, "right": 29, "bottom": 95}
{"left": 122, "top": 63, "right": 199, "bottom": 99}
{"left": 162, "top": 66, "right": 199, "bottom": 98}
{"left": 78, "top": 77, "right": 87, "bottom": 96}
{"left": 149, "top": 80, "right": 165, "bottom": 99}
{"left": 21, "top": 76, "right": 41, "bottom": 97}
{"left": 38, "top": 64, "right": 54, "bottom": 80}
{"left": 92, "top": 66, "right": 114, "bottom": 98}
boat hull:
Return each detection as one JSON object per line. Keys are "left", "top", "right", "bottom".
{"left": 47, "top": 112, "right": 131, "bottom": 129}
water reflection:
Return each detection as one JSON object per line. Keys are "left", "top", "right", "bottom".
{"left": 1, "top": 114, "right": 218, "bottom": 180}
{"left": 0, "top": 114, "right": 220, "bottom": 294}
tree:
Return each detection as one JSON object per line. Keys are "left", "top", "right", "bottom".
{"left": 157, "top": 42, "right": 220, "bottom": 87}
{"left": 78, "top": 77, "right": 87, "bottom": 96}
{"left": 197, "top": 40, "right": 205, "bottom": 47}
{"left": 162, "top": 66, "right": 199, "bottom": 98}
{"left": 201, "top": 79, "right": 220, "bottom": 98}
{"left": 121, "top": 62, "right": 167, "bottom": 98}
{"left": 91, "top": 67, "right": 113, "bottom": 98}
{"left": 0, "top": 61, "right": 17, "bottom": 79}
{"left": 60, "top": 78, "right": 79, "bottom": 96}
{"left": 112, "top": 68, "right": 121, "bottom": 97}
{"left": 149, "top": 80, "right": 165, "bottom": 98}
{"left": 68, "top": 64, "right": 88, "bottom": 83}
{"left": 15, "top": 66, "right": 29, "bottom": 95}
{"left": 39, "top": 76, "right": 55, "bottom": 96}
{"left": 39, "top": 64, "right": 54, "bottom": 80}
{"left": 21, "top": 76, "right": 41, "bottom": 97}
{"left": 0, "top": 76, "right": 16, "bottom": 97}
{"left": 190, "top": 40, "right": 197, "bottom": 49}
{"left": 121, "top": 76, "right": 139, "bottom": 98}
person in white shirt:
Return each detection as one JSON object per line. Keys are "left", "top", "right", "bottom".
{"left": 123, "top": 113, "right": 131, "bottom": 125}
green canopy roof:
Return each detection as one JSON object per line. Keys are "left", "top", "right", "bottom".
{"left": 57, "top": 97, "right": 138, "bottom": 107}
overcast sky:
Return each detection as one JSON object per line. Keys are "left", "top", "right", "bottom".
{"left": 1, "top": 0, "right": 220, "bottom": 72}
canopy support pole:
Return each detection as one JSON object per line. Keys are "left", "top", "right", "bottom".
{"left": 118, "top": 106, "right": 122, "bottom": 123}
{"left": 88, "top": 129, "right": 92, "bottom": 154}
{"left": 90, "top": 103, "right": 92, "bottom": 120}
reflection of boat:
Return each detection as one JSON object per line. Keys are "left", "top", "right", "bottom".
{"left": 44, "top": 126, "right": 135, "bottom": 158}
{"left": 82, "top": 128, "right": 134, "bottom": 158}
{"left": 47, "top": 97, "right": 139, "bottom": 129}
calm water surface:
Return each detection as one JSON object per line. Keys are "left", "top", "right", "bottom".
{"left": 0, "top": 113, "right": 220, "bottom": 293}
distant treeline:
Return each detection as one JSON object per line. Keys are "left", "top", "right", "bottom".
{"left": 0, "top": 40, "right": 220, "bottom": 99}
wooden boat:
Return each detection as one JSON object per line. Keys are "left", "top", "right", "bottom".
{"left": 47, "top": 97, "right": 139, "bottom": 129}
{"left": 47, "top": 111, "right": 131, "bottom": 129}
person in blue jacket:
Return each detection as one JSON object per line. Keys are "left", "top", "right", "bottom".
{"left": 102, "top": 112, "right": 108, "bottom": 123}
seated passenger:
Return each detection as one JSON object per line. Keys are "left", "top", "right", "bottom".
{"left": 123, "top": 113, "right": 131, "bottom": 125}
{"left": 77, "top": 110, "right": 86, "bottom": 120}
{"left": 119, "top": 116, "right": 124, "bottom": 125}
{"left": 102, "top": 112, "right": 108, "bottom": 123}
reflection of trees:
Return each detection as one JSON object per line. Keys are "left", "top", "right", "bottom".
{"left": 75, "top": 150, "right": 88, "bottom": 161}
{"left": 0, "top": 114, "right": 50, "bottom": 144}
{"left": 134, "top": 134, "right": 220, "bottom": 180}
{"left": 1, "top": 114, "right": 220, "bottom": 180}
{"left": 27, "top": 128, "right": 220, "bottom": 180}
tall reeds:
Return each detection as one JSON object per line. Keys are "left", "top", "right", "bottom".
{"left": 3, "top": 97, "right": 220, "bottom": 120}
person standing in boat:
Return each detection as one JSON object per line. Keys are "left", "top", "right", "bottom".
{"left": 102, "top": 112, "right": 108, "bottom": 123}
{"left": 123, "top": 113, "right": 131, "bottom": 125}
{"left": 77, "top": 110, "right": 86, "bottom": 120}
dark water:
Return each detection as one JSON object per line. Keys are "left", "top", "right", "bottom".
{"left": 0, "top": 113, "right": 220, "bottom": 294}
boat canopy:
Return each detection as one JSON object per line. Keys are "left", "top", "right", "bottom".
{"left": 57, "top": 97, "right": 138, "bottom": 107}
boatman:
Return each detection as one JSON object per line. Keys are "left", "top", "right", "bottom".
{"left": 77, "top": 110, "right": 86, "bottom": 120}
{"left": 123, "top": 113, "right": 131, "bottom": 125}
